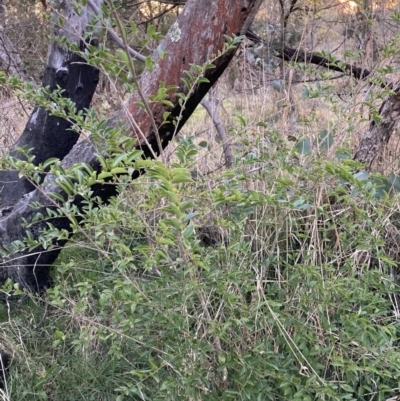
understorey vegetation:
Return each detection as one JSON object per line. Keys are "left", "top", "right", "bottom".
{"left": 5, "top": 124, "right": 400, "bottom": 400}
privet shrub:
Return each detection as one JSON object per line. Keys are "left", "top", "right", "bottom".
{"left": 2, "top": 126, "right": 400, "bottom": 401}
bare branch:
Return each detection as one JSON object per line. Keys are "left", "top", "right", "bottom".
{"left": 245, "top": 29, "right": 377, "bottom": 86}
{"left": 87, "top": 0, "right": 146, "bottom": 62}
{"left": 200, "top": 98, "right": 233, "bottom": 168}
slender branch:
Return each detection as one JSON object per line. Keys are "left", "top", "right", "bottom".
{"left": 137, "top": 4, "right": 177, "bottom": 25}
{"left": 200, "top": 98, "right": 233, "bottom": 168}
{"left": 87, "top": 0, "right": 146, "bottom": 62}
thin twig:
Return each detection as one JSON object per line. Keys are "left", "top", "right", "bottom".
{"left": 87, "top": 0, "right": 146, "bottom": 62}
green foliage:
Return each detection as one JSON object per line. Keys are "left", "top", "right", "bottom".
{"left": 2, "top": 8, "right": 400, "bottom": 400}
{"left": 3, "top": 127, "right": 400, "bottom": 400}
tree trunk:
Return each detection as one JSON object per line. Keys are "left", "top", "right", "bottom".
{"left": 0, "top": 0, "right": 102, "bottom": 209}
{"left": 0, "top": 0, "right": 263, "bottom": 291}
{"left": 353, "top": 82, "right": 400, "bottom": 167}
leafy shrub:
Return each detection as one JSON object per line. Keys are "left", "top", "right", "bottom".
{"left": 2, "top": 127, "right": 400, "bottom": 401}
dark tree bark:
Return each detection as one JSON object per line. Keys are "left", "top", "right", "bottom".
{"left": 0, "top": 0, "right": 102, "bottom": 209}
{"left": 353, "top": 83, "right": 400, "bottom": 167}
{"left": 0, "top": 0, "right": 263, "bottom": 291}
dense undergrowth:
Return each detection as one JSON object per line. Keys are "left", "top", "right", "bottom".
{"left": 1, "top": 3, "right": 400, "bottom": 397}
{"left": 2, "top": 124, "right": 400, "bottom": 400}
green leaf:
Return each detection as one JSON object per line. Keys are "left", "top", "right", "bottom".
{"left": 135, "top": 159, "right": 155, "bottom": 168}
{"left": 161, "top": 99, "right": 174, "bottom": 107}
{"left": 182, "top": 224, "right": 194, "bottom": 239}
{"left": 295, "top": 138, "right": 311, "bottom": 155}
{"left": 236, "top": 115, "right": 246, "bottom": 127}
{"left": 272, "top": 80, "right": 283, "bottom": 92}
{"left": 318, "top": 129, "right": 334, "bottom": 150}
{"left": 171, "top": 174, "right": 193, "bottom": 184}
{"left": 116, "top": 49, "right": 129, "bottom": 65}
{"left": 301, "top": 86, "right": 310, "bottom": 99}
{"left": 54, "top": 330, "right": 65, "bottom": 340}
{"left": 340, "top": 384, "right": 354, "bottom": 393}
{"left": 157, "top": 237, "right": 175, "bottom": 245}
{"left": 125, "top": 150, "right": 142, "bottom": 163}
{"left": 161, "top": 218, "right": 181, "bottom": 230}
{"left": 112, "top": 153, "right": 128, "bottom": 167}
{"left": 162, "top": 204, "right": 182, "bottom": 217}
{"left": 98, "top": 171, "right": 113, "bottom": 180}
{"left": 197, "top": 77, "right": 210, "bottom": 84}
{"left": 354, "top": 170, "right": 369, "bottom": 181}
{"left": 182, "top": 212, "right": 198, "bottom": 223}
{"left": 147, "top": 24, "right": 156, "bottom": 38}
{"left": 110, "top": 167, "right": 129, "bottom": 175}
{"left": 130, "top": 22, "right": 138, "bottom": 35}
{"left": 293, "top": 199, "right": 305, "bottom": 208}
{"left": 42, "top": 157, "right": 59, "bottom": 169}
{"left": 145, "top": 56, "right": 155, "bottom": 73}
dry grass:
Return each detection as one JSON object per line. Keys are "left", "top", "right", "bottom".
{"left": 0, "top": 90, "right": 32, "bottom": 151}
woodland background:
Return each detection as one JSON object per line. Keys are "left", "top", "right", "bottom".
{"left": 0, "top": 0, "right": 400, "bottom": 400}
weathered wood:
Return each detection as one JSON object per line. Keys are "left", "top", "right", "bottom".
{"left": 0, "top": 0, "right": 263, "bottom": 291}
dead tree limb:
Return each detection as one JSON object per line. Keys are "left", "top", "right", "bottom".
{"left": 245, "top": 29, "right": 376, "bottom": 85}
{"left": 279, "top": 46, "right": 373, "bottom": 83}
